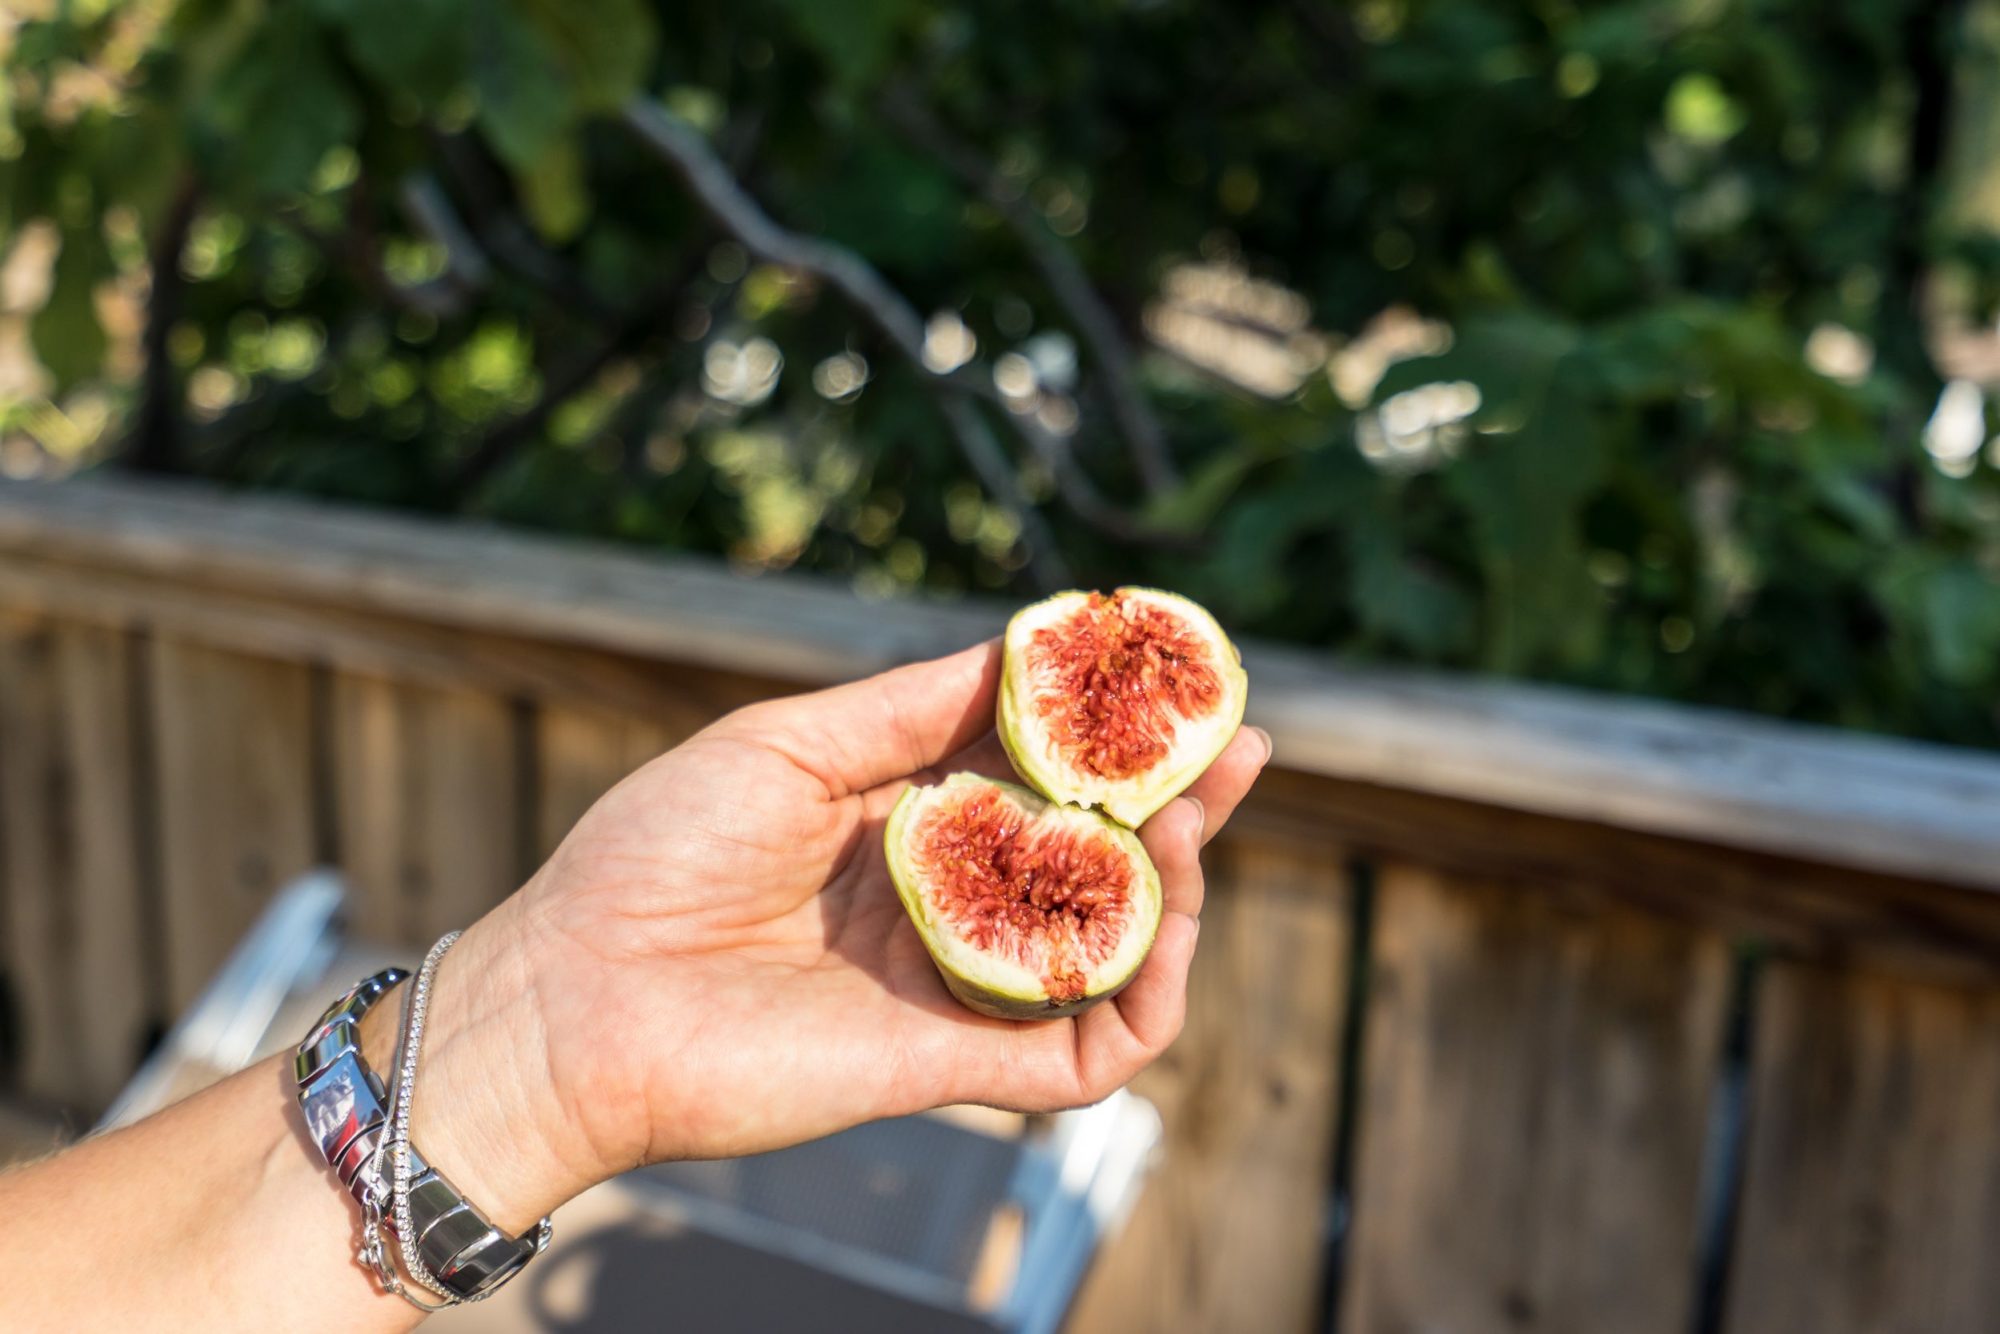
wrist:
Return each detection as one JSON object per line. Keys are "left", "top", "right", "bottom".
{"left": 356, "top": 900, "right": 596, "bottom": 1233}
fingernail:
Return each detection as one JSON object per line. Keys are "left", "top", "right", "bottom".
{"left": 1250, "top": 726, "right": 1274, "bottom": 764}
{"left": 1182, "top": 795, "right": 1206, "bottom": 839}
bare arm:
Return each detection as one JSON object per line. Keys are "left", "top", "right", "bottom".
{"left": 0, "top": 642, "right": 1269, "bottom": 1331}
{"left": 0, "top": 900, "right": 567, "bottom": 1332}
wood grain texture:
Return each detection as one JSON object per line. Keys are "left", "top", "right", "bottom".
{"left": 1342, "top": 863, "right": 1729, "bottom": 1334}
{"left": 535, "top": 704, "right": 681, "bottom": 863}
{"left": 150, "top": 637, "right": 316, "bottom": 1010}
{"left": 5, "top": 475, "right": 2000, "bottom": 891}
{"left": 19, "top": 494, "right": 2000, "bottom": 980}
{"left": 17, "top": 504, "right": 1998, "bottom": 979}
{"left": 17, "top": 514, "right": 2000, "bottom": 978}
{"left": 1067, "top": 838, "right": 1349, "bottom": 1334}
{"left": 51, "top": 622, "right": 155, "bottom": 1106}
{"left": 0, "top": 615, "right": 153, "bottom": 1108}
{"left": 0, "top": 612, "right": 73, "bottom": 1099}
{"left": 1238, "top": 771, "right": 2000, "bottom": 986}
{"left": 0, "top": 475, "right": 1001, "bottom": 686}
{"left": 0, "top": 550, "right": 795, "bottom": 724}
{"left": 1723, "top": 962, "right": 2000, "bottom": 1334}
{"left": 331, "top": 672, "right": 522, "bottom": 945}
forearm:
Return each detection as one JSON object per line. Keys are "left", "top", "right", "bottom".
{"left": 0, "top": 902, "right": 590, "bottom": 1332}
{"left": 0, "top": 1055, "right": 423, "bottom": 1333}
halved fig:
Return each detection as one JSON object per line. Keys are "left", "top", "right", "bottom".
{"left": 999, "top": 587, "right": 1248, "bottom": 828}
{"left": 885, "top": 773, "right": 1162, "bottom": 1020}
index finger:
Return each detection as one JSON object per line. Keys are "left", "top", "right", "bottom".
{"left": 1179, "top": 725, "right": 1273, "bottom": 845}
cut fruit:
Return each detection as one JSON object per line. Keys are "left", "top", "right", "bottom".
{"left": 885, "top": 773, "right": 1162, "bottom": 1020}
{"left": 999, "top": 587, "right": 1248, "bottom": 828}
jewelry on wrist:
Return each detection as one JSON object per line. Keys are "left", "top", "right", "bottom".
{"left": 293, "top": 948, "right": 553, "bottom": 1306}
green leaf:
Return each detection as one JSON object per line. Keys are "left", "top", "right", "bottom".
{"left": 1373, "top": 307, "right": 1578, "bottom": 413}
{"left": 516, "top": 136, "right": 591, "bottom": 244}
{"left": 469, "top": 0, "right": 658, "bottom": 167}
{"left": 774, "top": 0, "right": 914, "bottom": 91}
{"left": 1141, "top": 441, "right": 1263, "bottom": 533}
{"left": 1361, "top": 307, "right": 1604, "bottom": 670}
{"left": 518, "top": 0, "right": 657, "bottom": 111}
{"left": 31, "top": 222, "right": 112, "bottom": 392}
{"left": 1195, "top": 447, "right": 1375, "bottom": 620}
{"left": 472, "top": 7, "right": 573, "bottom": 168}
{"left": 1350, "top": 529, "right": 1477, "bottom": 657}
{"left": 811, "top": 140, "right": 962, "bottom": 272}
{"left": 1447, "top": 379, "right": 1606, "bottom": 672}
{"left": 1664, "top": 73, "right": 1745, "bottom": 146}
{"left": 1923, "top": 563, "right": 2000, "bottom": 686}
{"left": 1806, "top": 464, "right": 1898, "bottom": 544}
{"left": 87, "top": 99, "right": 186, "bottom": 225}
{"left": 206, "top": 8, "right": 358, "bottom": 195}
{"left": 315, "top": 0, "right": 471, "bottom": 107}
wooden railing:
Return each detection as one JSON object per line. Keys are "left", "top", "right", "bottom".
{"left": 3, "top": 475, "right": 1999, "bottom": 1334}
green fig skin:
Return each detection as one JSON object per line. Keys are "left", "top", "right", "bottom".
{"left": 999, "top": 587, "right": 1249, "bottom": 829}
{"left": 935, "top": 964, "right": 1134, "bottom": 1022}
{"left": 885, "top": 775, "right": 1162, "bottom": 1021}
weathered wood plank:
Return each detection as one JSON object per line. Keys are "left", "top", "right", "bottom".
{"left": 535, "top": 704, "right": 681, "bottom": 863}
{"left": 6, "top": 475, "right": 2000, "bottom": 892}
{"left": 1238, "top": 771, "right": 2000, "bottom": 987}
{"left": 1068, "top": 838, "right": 1348, "bottom": 1334}
{"left": 330, "top": 671, "right": 404, "bottom": 941}
{"left": 53, "top": 622, "right": 155, "bottom": 1106}
{"left": 21, "top": 516, "right": 2000, "bottom": 981}
{"left": 0, "top": 612, "right": 74, "bottom": 1099}
{"left": 0, "top": 615, "right": 153, "bottom": 1108}
{"left": 15, "top": 500, "right": 2000, "bottom": 980}
{"left": 151, "top": 637, "right": 316, "bottom": 1010}
{"left": 332, "top": 672, "right": 522, "bottom": 944}
{"left": 0, "top": 550, "right": 795, "bottom": 724}
{"left": 17, "top": 517, "right": 2000, "bottom": 981}
{"left": 1342, "top": 863, "right": 1728, "bottom": 1334}
{"left": 1723, "top": 962, "right": 2000, "bottom": 1334}
{"left": 0, "top": 476, "right": 1002, "bottom": 687}
{"left": 35, "top": 489, "right": 1999, "bottom": 976}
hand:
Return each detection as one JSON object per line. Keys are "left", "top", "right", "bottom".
{"left": 399, "top": 641, "right": 1270, "bottom": 1230}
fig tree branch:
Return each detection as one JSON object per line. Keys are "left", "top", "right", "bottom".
{"left": 621, "top": 99, "right": 933, "bottom": 358}
{"left": 619, "top": 97, "right": 1080, "bottom": 588}
{"left": 935, "top": 397, "right": 1073, "bottom": 590}
{"left": 1880, "top": 0, "right": 1963, "bottom": 527}
{"left": 288, "top": 173, "right": 480, "bottom": 320}
{"left": 424, "top": 132, "right": 624, "bottom": 323}
{"left": 620, "top": 98, "right": 1201, "bottom": 576}
{"left": 451, "top": 241, "right": 712, "bottom": 496}
{"left": 449, "top": 326, "right": 642, "bottom": 496}
{"left": 121, "top": 175, "right": 201, "bottom": 475}
{"left": 879, "top": 86, "right": 1181, "bottom": 497}
{"left": 397, "top": 174, "right": 494, "bottom": 297}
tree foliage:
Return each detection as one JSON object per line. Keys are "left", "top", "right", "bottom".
{"left": 5, "top": 0, "right": 2000, "bottom": 745}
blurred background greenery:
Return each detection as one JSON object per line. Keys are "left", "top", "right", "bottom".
{"left": 4, "top": 0, "right": 1999, "bottom": 745}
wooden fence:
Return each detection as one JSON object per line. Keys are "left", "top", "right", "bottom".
{"left": 3, "top": 475, "right": 2000, "bottom": 1333}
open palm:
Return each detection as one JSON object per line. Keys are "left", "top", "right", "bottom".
{"left": 506, "top": 640, "right": 1269, "bottom": 1179}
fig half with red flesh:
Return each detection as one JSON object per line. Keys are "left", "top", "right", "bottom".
{"left": 886, "top": 773, "right": 1162, "bottom": 1020}
{"left": 1000, "top": 587, "right": 1248, "bottom": 829}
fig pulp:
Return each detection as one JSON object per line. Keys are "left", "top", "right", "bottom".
{"left": 999, "top": 587, "right": 1248, "bottom": 828}
{"left": 885, "top": 774, "right": 1162, "bottom": 1020}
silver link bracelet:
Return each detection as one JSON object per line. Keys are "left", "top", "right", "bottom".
{"left": 294, "top": 942, "right": 552, "bottom": 1307}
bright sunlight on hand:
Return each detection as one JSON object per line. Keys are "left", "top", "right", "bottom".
{"left": 495, "top": 639, "right": 1270, "bottom": 1183}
